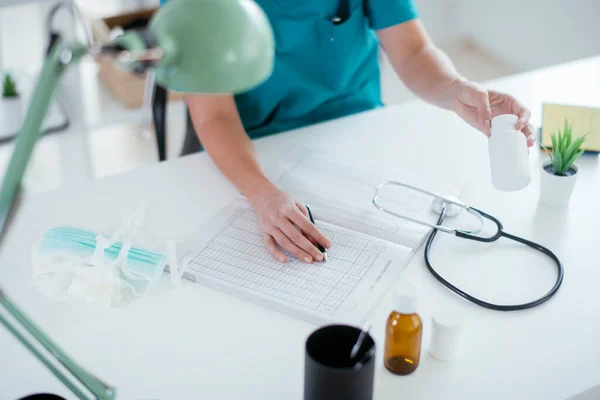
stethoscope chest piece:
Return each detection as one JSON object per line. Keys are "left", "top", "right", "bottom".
{"left": 431, "top": 196, "right": 462, "bottom": 217}
{"left": 373, "top": 181, "right": 564, "bottom": 312}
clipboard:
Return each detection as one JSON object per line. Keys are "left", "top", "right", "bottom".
{"left": 541, "top": 103, "right": 600, "bottom": 153}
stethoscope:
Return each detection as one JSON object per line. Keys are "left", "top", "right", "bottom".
{"left": 372, "top": 181, "right": 564, "bottom": 311}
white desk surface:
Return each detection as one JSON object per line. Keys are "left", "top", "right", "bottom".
{"left": 1, "top": 57, "right": 599, "bottom": 400}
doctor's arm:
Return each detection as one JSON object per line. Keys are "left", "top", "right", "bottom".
{"left": 377, "top": 19, "right": 535, "bottom": 146}
{"left": 186, "top": 94, "right": 330, "bottom": 264}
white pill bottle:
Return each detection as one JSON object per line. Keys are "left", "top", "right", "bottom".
{"left": 488, "top": 114, "right": 531, "bottom": 191}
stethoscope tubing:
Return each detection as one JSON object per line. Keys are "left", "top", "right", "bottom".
{"left": 425, "top": 205, "right": 565, "bottom": 311}
{"left": 373, "top": 181, "right": 564, "bottom": 311}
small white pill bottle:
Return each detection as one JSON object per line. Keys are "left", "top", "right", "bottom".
{"left": 488, "top": 114, "right": 531, "bottom": 191}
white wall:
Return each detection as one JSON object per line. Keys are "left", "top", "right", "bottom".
{"left": 457, "top": 0, "right": 600, "bottom": 71}
{"left": 0, "top": 2, "right": 48, "bottom": 70}
{"left": 414, "top": 0, "right": 461, "bottom": 43}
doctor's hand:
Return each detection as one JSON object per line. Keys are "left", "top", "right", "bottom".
{"left": 247, "top": 184, "right": 331, "bottom": 264}
{"left": 451, "top": 78, "right": 535, "bottom": 147}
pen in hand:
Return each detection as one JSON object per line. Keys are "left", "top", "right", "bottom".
{"left": 305, "top": 205, "right": 328, "bottom": 262}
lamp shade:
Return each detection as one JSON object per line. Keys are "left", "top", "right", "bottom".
{"left": 150, "top": 0, "right": 275, "bottom": 94}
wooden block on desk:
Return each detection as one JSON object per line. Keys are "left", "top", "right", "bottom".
{"left": 541, "top": 103, "right": 600, "bottom": 152}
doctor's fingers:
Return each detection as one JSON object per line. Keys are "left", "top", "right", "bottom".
{"left": 472, "top": 88, "right": 492, "bottom": 134}
{"left": 279, "top": 220, "right": 324, "bottom": 262}
{"left": 523, "top": 123, "right": 536, "bottom": 147}
{"left": 269, "top": 227, "right": 315, "bottom": 263}
{"left": 512, "top": 100, "right": 531, "bottom": 130}
{"left": 292, "top": 203, "right": 331, "bottom": 248}
{"left": 263, "top": 234, "right": 287, "bottom": 263}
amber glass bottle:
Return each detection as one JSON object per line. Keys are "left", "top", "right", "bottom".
{"left": 384, "top": 283, "right": 422, "bottom": 375}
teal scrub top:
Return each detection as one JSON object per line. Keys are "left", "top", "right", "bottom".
{"left": 160, "top": 0, "right": 419, "bottom": 139}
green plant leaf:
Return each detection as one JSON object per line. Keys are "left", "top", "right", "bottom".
{"left": 548, "top": 119, "right": 588, "bottom": 174}
{"left": 558, "top": 131, "right": 564, "bottom": 154}
{"left": 553, "top": 149, "right": 563, "bottom": 174}
{"left": 563, "top": 135, "right": 587, "bottom": 171}
{"left": 556, "top": 123, "right": 564, "bottom": 154}
{"left": 550, "top": 131, "right": 558, "bottom": 151}
{"left": 564, "top": 119, "right": 572, "bottom": 150}
{"left": 578, "top": 132, "right": 588, "bottom": 144}
{"left": 562, "top": 135, "right": 585, "bottom": 167}
{"left": 541, "top": 143, "right": 551, "bottom": 157}
{"left": 2, "top": 74, "right": 18, "bottom": 97}
{"left": 564, "top": 149, "right": 584, "bottom": 172}
{"left": 549, "top": 131, "right": 558, "bottom": 165}
{"left": 564, "top": 119, "right": 572, "bottom": 149}
{"left": 572, "top": 134, "right": 587, "bottom": 151}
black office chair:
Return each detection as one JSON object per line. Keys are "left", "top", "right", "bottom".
{"left": 151, "top": 83, "right": 202, "bottom": 161}
{"left": 152, "top": 83, "right": 168, "bottom": 161}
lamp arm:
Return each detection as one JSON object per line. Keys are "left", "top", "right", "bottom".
{"left": 0, "top": 40, "right": 86, "bottom": 232}
{"left": 0, "top": 0, "right": 276, "bottom": 397}
{"left": 0, "top": 313, "right": 90, "bottom": 399}
{"left": 0, "top": 38, "right": 116, "bottom": 400}
{"left": 1, "top": 288, "right": 117, "bottom": 399}
{"left": 0, "top": 31, "right": 162, "bottom": 400}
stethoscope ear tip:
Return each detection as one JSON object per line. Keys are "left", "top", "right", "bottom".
{"left": 431, "top": 196, "right": 462, "bottom": 217}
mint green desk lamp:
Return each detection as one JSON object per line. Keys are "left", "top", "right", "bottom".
{"left": 0, "top": 0, "right": 274, "bottom": 398}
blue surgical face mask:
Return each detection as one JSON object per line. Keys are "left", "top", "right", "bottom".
{"left": 36, "top": 227, "right": 168, "bottom": 296}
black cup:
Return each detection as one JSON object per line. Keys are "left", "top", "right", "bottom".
{"left": 304, "top": 324, "right": 376, "bottom": 400}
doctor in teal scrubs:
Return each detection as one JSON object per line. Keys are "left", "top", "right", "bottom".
{"left": 177, "top": 0, "right": 535, "bottom": 264}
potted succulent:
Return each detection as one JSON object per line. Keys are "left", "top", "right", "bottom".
{"left": 540, "top": 119, "right": 586, "bottom": 207}
{"left": 0, "top": 73, "right": 23, "bottom": 137}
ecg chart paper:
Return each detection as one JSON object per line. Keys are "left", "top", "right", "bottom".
{"left": 179, "top": 200, "right": 413, "bottom": 325}
{"left": 276, "top": 148, "right": 464, "bottom": 249}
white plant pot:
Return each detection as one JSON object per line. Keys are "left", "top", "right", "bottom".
{"left": 539, "top": 160, "right": 578, "bottom": 207}
{"left": 0, "top": 96, "right": 23, "bottom": 138}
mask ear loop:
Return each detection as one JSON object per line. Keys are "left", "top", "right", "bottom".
{"left": 167, "top": 240, "right": 189, "bottom": 285}
{"left": 116, "top": 241, "right": 148, "bottom": 281}
{"left": 102, "top": 204, "right": 147, "bottom": 249}
{"left": 63, "top": 235, "right": 125, "bottom": 305}
{"left": 91, "top": 235, "right": 110, "bottom": 266}
{"left": 31, "top": 241, "right": 83, "bottom": 301}
{"left": 167, "top": 240, "right": 178, "bottom": 284}
{"left": 108, "top": 204, "right": 155, "bottom": 282}
{"left": 112, "top": 240, "right": 154, "bottom": 297}
{"left": 96, "top": 205, "right": 169, "bottom": 296}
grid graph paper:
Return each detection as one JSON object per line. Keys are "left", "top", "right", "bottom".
{"left": 180, "top": 201, "right": 413, "bottom": 324}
